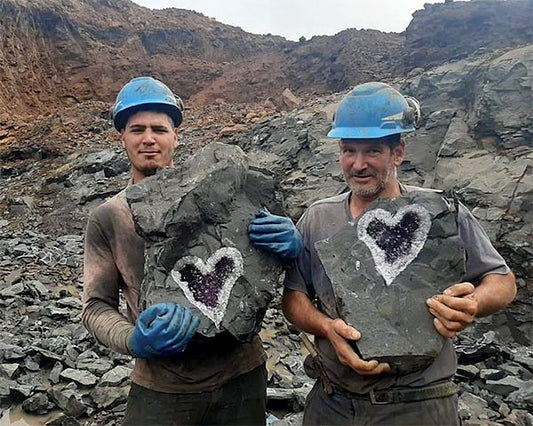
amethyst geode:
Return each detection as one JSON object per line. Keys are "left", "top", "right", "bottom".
{"left": 315, "top": 191, "right": 465, "bottom": 374}
{"left": 126, "top": 142, "right": 284, "bottom": 341}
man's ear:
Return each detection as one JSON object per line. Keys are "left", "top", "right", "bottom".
{"left": 173, "top": 128, "right": 179, "bottom": 148}
{"left": 120, "top": 130, "right": 126, "bottom": 148}
{"left": 393, "top": 140, "right": 406, "bottom": 166}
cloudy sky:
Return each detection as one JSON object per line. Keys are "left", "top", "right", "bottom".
{"left": 131, "top": 0, "right": 454, "bottom": 41}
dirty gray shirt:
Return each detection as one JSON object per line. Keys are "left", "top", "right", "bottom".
{"left": 82, "top": 190, "right": 266, "bottom": 393}
{"left": 284, "top": 186, "right": 510, "bottom": 393}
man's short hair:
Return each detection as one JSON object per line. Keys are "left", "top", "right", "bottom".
{"left": 374, "top": 133, "right": 402, "bottom": 149}
{"left": 381, "top": 133, "right": 402, "bottom": 149}
{"left": 340, "top": 133, "right": 402, "bottom": 150}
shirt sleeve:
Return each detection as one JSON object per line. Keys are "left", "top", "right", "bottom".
{"left": 283, "top": 210, "right": 316, "bottom": 299}
{"left": 82, "top": 214, "right": 134, "bottom": 355}
{"left": 458, "top": 203, "right": 510, "bottom": 283}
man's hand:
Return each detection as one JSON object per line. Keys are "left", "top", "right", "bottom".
{"left": 324, "top": 318, "right": 390, "bottom": 376}
{"left": 128, "top": 302, "right": 200, "bottom": 359}
{"left": 426, "top": 282, "right": 479, "bottom": 339}
{"left": 248, "top": 210, "right": 303, "bottom": 261}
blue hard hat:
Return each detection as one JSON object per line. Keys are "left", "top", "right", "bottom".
{"left": 112, "top": 76, "right": 184, "bottom": 131}
{"left": 327, "top": 82, "right": 420, "bottom": 139}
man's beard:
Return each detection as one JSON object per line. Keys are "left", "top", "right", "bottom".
{"left": 139, "top": 165, "right": 158, "bottom": 177}
{"left": 349, "top": 165, "right": 396, "bottom": 199}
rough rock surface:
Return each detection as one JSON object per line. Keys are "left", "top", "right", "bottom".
{"left": 404, "top": 0, "right": 532, "bottom": 70}
{"left": 0, "top": 0, "right": 403, "bottom": 117}
{"left": 126, "top": 143, "right": 284, "bottom": 340}
{"left": 2, "top": 0, "right": 528, "bottom": 118}
{"left": 315, "top": 192, "right": 465, "bottom": 373}
{"left": 401, "top": 46, "right": 532, "bottom": 346}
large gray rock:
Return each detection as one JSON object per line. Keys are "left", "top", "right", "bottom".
{"left": 401, "top": 47, "right": 532, "bottom": 264}
{"left": 459, "top": 391, "right": 499, "bottom": 421}
{"left": 315, "top": 191, "right": 465, "bottom": 374}
{"left": 404, "top": 0, "right": 532, "bottom": 70}
{"left": 126, "top": 142, "right": 283, "bottom": 341}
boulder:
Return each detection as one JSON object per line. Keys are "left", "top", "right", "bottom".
{"left": 315, "top": 191, "right": 465, "bottom": 373}
{"left": 126, "top": 142, "right": 284, "bottom": 341}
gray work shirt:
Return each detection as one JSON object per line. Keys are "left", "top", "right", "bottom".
{"left": 284, "top": 186, "right": 510, "bottom": 393}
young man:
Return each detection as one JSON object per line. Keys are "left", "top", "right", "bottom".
{"left": 282, "top": 82, "right": 517, "bottom": 425}
{"left": 82, "top": 76, "right": 301, "bottom": 425}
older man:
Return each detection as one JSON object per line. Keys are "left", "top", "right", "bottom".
{"left": 282, "top": 82, "right": 516, "bottom": 425}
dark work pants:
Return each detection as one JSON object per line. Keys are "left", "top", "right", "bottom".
{"left": 303, "top": 380, "right": 460, "bottom": 426}
{"left": 122, "top": 364, "right": 267, "bottom": 425}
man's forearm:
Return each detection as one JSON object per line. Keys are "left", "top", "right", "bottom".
{"left": 282, "top": 288, "right": 388, "bottom": 374}
{"left": 473, "top": 272, "right": 516, "bottom": 317}
{"left": 282, "top": 288, "right": 334, "bottom": 337}
{"left": 82, "top": 298, "right": 134, "bottom": 355}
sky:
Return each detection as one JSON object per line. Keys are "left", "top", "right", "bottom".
{"left": 131, "top": 0, "right": 454, "bottom": 41}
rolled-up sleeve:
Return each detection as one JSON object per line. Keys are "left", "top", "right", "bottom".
{"left": 283, "top": 211, "right": 316, "bottom": 299}
{"left": 458, "top": 203, "right": 510, "bottom": 283}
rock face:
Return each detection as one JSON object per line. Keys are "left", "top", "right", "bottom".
{"left": 1, "top": 0, "right": 529, "bottom": 118}
{"left": 126, "top": 143, "right": 284, "bottom": 340}
{"left": 400, "top": 45, "right": 532, "bottom": 345}
{"left": 0, "top": 0, "right": 288, "bottom": 116}
{"left": 190, "top": 29, "right": 404, "bottom": 105}
{"left": 315, "top": 191, "right": 465, "bottom": 373}
{"left": 0, "top": 0, "right": 403, "bottom": 117}
{"left": 404, "top": 0, "right": 533, "bottom": 70}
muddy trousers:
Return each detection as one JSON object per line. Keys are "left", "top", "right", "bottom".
{"left": 122, "top": 363, "right": 267, "bottom": 426}
{"left": 303, "top": 380, "right": 460, "bottom": 426}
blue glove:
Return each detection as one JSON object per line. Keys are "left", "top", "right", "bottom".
{"left": 248, "top": 210, "right": 303, "bottom": 261}
{"left": 128, "top": 302, "right": 200, "bottom": 359}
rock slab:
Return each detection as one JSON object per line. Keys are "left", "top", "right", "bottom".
{"left": 315, "top": 191, "right": 466, "bottom": 373}
{"left": 126, "top": 142, "right": 283, "bottom": 341}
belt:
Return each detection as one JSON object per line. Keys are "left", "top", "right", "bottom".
{"left": 332, "top": 380, "right": 457, "bottom": 405}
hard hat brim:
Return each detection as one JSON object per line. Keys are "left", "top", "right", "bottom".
{"left": 327, "top": 126, "right": 414, "bottom": 139}
{"left": 114, "top": 103, "right": 183, "bottom": 131}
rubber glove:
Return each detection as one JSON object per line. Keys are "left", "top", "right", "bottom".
{"left": 248, "top": 210, "right": 303, "bottom": 261}
{"left": 128, "top": 302, "right": 200, "bottom": 359}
